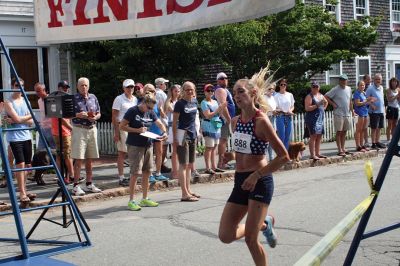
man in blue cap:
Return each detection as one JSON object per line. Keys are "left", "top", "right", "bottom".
{"left": 324, "top": 74, "right": 353, "bottom": 156}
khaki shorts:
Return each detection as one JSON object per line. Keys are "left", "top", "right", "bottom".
{"left": 116, "top": 130, "right": 128, "bottom": 153}
{"left": 128, "top": 145, "right": 153, "bottom": 174}
{"left": 53, "top": 135, "right": 72, "bottom": 159}
{"left": 221, "top": 123, "right": 231, "bottom": 139}
{"left": 71, "top": 126, "right": 99, "bottom": 159}
{"left": 334, "top": 115, "right": 351, "bottom": 132}
{"left": 204, "top": 136, "right": 220, "bottom": 148}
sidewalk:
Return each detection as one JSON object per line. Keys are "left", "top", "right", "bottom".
{"left": 0, "top": 138, "right": 390, "bottom": 211}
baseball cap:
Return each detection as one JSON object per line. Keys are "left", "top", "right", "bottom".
{"left": 134, "top": 82, "right": 144, "bottom": 91}
{"left": 203, "top": 84, "right": 214, "bottom": 92}
{"left": 58, "top": 80, "right": 70, "bottom": 88}
{"left": 123, "top": 79, "right": 135, "bottom": 87}
{"left": 339, "top": 74, "right": 348, "bottom": 80}
{"left": 155, "top": 77, "right": 169, "bottom": 84}
{"left": 216, "top": 72, "right": 228, "bottom": 80}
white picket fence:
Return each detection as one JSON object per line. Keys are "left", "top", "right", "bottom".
{"left": 97, "top": 111, "right": 388, "bottom": 155}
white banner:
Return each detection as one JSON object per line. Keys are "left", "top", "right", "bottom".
{"left": 34, "top": 0, "right": 295, "bottom": 44}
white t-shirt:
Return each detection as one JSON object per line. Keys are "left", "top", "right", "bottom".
{"left": 155, "top": 88, "right": 167, "bottom": 109}
{"left": 112, "top": 93, "right": 138, "bottom": 122}
{"left": 264, "top": 94, "right": 277, "bottom": 116}
{"left": 274, "top": 92, "right": 295, "bottom": 113}
{"left": 38, "top": 98, "right": 52, "bottom": 128}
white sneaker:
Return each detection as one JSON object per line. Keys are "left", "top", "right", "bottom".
{"left": 86, "top": 183, "right": 102, "bottom": 193}
{"left": 72, "top": 185, "right": 85, "bottom": 196}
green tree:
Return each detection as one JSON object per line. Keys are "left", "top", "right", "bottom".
{"left": 68, "top": 2, "right": 380, "bottom": 120}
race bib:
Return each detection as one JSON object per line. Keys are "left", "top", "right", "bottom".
{"left": 232, "top": 131, "right": 252, "bottom": 154}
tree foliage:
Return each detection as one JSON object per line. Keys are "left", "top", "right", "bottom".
{"left": 68, "top": 2, "right": 380, "bottom": 120}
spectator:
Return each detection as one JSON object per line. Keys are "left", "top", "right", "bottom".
{"left": 173, "top": 81, "right": 200, "bottom": 202}
{"left": 5, "top": 78, "right": 35, "bottom": 203}
{"left": 201, "top": 84, "right": 226, "bottom": 174}
{"left": 353, "top": 81, "right": 373, "bottom": 152}
{"left": 112, "top": 79, "right": 138, "bottom": 186}
{"left": 146, "top": 84, "right": 169, "bottom": 182}
{"left": 154, "top": 77, "right": 171, "bottom": 174}
{"left": 385, "top": 77, "right": 400, "bottom": 141}
{"left": 51, "top": 81, "right": 75, "bottom": 184}
{"left": 305, "top": 81, "right": 328, "bottom": 160}
{"left": 34, "top": 82, "right": 56, "bottom": 150}
{"left": 120, "top": 93, "right": 167, "bottom": 211}
{"left": 325, "top": 74, "right": 353, "bottom": 156}
{"left": 366, "top": 74, "right": 386, "bottom": 149}
{"left": 71, "top": 77, "right": 102, "bottom": 196}
{"left": 134, "top": 83, "right": 144, "bottom": 103}
{"left": 164, "top": 84, "right": 181, "bottom": 179}
{"left": 274, "top": 79, "right": 295, "bottom": 150}
{"left": 264, "top": 83, "right": 277, "bottom": 161}
{"left": 214, "top": 72, "right": 236, "bottom": 169}
{"left": 363, "top": 74, "right": 372, "bottom": 147}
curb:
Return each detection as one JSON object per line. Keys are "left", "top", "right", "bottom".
{"left": 0, "top": 148, "right": 387, "bottom": 212}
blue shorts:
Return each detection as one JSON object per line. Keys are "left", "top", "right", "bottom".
{"left": 227, "top": 171, "right": 274, "bottom": 206}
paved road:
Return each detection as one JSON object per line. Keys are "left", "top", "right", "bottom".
{"left": 0, "top": 155, "right": 399, "bottom": 265}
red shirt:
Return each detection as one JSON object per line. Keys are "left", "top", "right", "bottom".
{"left": 51, "top": 118, "right": 71, "bottom": 137}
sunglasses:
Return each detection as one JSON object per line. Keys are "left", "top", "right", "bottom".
{"left": 312, "top": 85, "right": 319, "bottom": 88}
{"left": 280, "top": 84, "right": 287, "bottom": 87}
{"left": 126, "top": 85, "right": 134, "bottom": 89}
{"left": 205, "top": 89, "right": 214, "bottom": 93}
{"left": 218, "top": 77, "right": 228, "bottom": 80}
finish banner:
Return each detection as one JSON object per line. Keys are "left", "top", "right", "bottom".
{"left": 35, "top": 0, "right": 295, "bottom": 44}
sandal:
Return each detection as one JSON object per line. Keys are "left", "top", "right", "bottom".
{"left": 19, "top": 196, "right": 31, "bottom": 203}
{"left": 204, "top": 169, "right": 215, "bottom": 175}
{"left": 27, "top": 193, "right": 37, "bottom": 201}
{"left": 190, "top": 193, "right": 201, "bottom": 198}
{"left": 337, "top": 152, "right": 346, "bottom": 157}
{"left": 317, "top": 155, "right": 327, "bottom": 159}
{"left": 181, "top": 196, "right": 199, "bottom": 202}
{"left": 0, "top": 201, "right": 6, "bottom": 206}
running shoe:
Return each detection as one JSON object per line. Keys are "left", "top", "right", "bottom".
{"left": 86, "top": 183, "right": 102, "bottom": 193}
{"left": 128, "top": 200, "right": 141, "bottom": 211}
{"left": 154, "top": 174, "right": 169, "bottom": 181}
{"left": 204, "top": 169, "right": 216, "bottom": 174}
{"left": 149, "top": 175, "right": 157, "bottom": 184}
{"left": 139, "top": 198, "right": 159, "bottom": 207}
{"left": 192, "top": 170, "right": 201, "bottom": 178}
{"left": 263, "top": 215, "right": 277, "bottom": 248}
{"left": 72, "top": 185, "right": 85, "bottom": 196}
{"left": 377, "top": 142, "right": 386, "bottom": 149}
{"left": 119, "top": 178, "right": 130, "bottom": 187}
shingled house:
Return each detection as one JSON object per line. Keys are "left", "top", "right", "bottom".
{"left": 0, "top": 0, "right": 72, "bottom": 109}
{"left": 304, "top": 0, "right": 400, "bottom": 88}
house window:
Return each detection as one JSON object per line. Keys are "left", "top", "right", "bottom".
{"left": 392, "top": 0, "right": 400, "bottom": 31}
{"left": 324, "top": 0, "right": 341, "bottom": 22}
{"left": 356, "top": 57, "right": 370, "bottom": 84}
{"left": 354, "top": 0, "right": 369, "bottom": 19}
{"left": 327, "top": 62, "right": 342, "bottom": 86}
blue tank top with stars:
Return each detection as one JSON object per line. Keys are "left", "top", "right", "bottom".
{"left": 232, "top": 110, "right": 269, "bottom": 155}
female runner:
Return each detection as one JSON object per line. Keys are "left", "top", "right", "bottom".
{"left": 218, "top": 68, "right": 289, "bottom": 266}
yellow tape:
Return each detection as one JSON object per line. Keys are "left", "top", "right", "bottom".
{"left": 294, "top": 195, "right": 375, "bottom": 266}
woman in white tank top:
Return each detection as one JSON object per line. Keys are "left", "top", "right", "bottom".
{"left": 385, "top": 78, "right": 400, "bottom": 141}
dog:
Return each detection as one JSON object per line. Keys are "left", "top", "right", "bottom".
{"left": 288, "top": 142, "right": 306, "bottom": 162}
{"left": 31, "top": 149, "right": 57, "bottom": 186}
{"left": 223, "top": 151, "right": 236, "bottom": 165}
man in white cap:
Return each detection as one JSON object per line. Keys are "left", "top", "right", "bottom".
{"left": 112, "top": 79, "right": 138, "bottom": 186}
{"left": 153, "top": 77, "right": 171, "bottom": 175}
{"left": 214, "top": 72, "right": 236, "bottom": 169}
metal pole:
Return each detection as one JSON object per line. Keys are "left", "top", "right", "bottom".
{"left": 344, "top": 121, "right": 400, "bottom": 265}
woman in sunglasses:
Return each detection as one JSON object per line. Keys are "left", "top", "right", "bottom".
{"left": 200, "top": 84, "right": 226, "bottom": 174}
{"left": 304, "top": 81, "right": 328, "bottom": 160}
{"left": 218, "top": 68, "right": 289, "bottom": 265}
{"left": 274, "top": 79, "right": 295, "bottom": 150}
